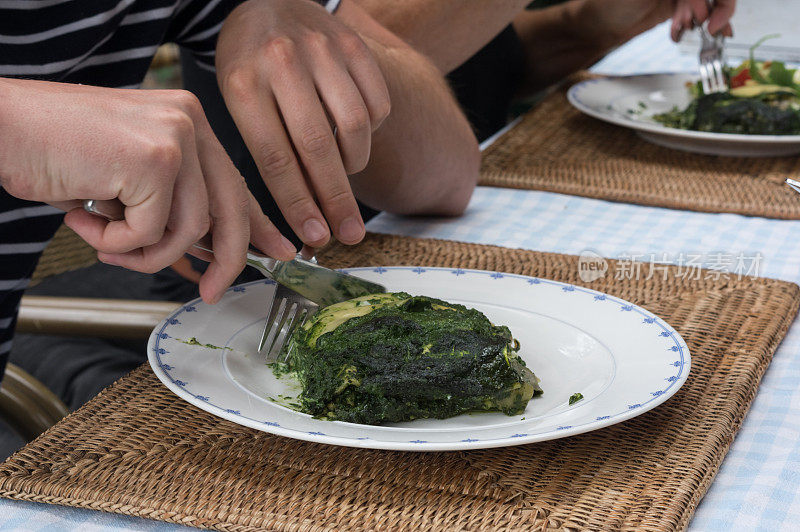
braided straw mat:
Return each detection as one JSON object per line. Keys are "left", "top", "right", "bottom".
{"left": 2, "top": 233, "right": 798, "bottom": 531}
{"left": 30, "top": 224, "right": 97, "bottom": 285}
{"left": 480, "top": 76, "right": 800, "bottom": 219}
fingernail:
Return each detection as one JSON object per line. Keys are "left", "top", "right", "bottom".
{"left": 280, "top": 235, "right": 297, "bottom": 255}
{"left": 339, "top": 216, "right": 364, "bottom": 243}
{"left": 303, "top": 219, "right": 328, "bottom": 243}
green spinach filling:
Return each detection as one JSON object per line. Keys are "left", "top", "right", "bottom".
{"left": 653, "top": 91, "right": 800, "bottom": 135}
{"left": 273, "top": 292, "right": 542, "bottom": 425}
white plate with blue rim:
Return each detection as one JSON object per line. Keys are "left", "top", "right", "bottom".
{"left": 147, "top": 266, "right": 690, "bottom": 451}
{"left": 568, "top": 73, "right": 800, "bottom": 157}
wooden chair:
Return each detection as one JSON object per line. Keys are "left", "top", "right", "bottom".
{"left": 0, "top": 364, "right": 70, "bottom": 442}
{"left": 0, "top": 46, "right": 184, "bottom": 443}
{"left": 1, "top": 225, "right": 179, "bottom": 442}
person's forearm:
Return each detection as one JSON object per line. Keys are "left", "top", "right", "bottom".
{"left": 352, "top": 43, "right": 480, "bottom": 216}
{"left": 513, "top": 0, "right": 665, "bottom": 92}
{"left": 355, "top": 0, "right": 530, "bottom": 73}
{"left": 339, "top": 1, "right": 480, "bottom": 216}
{"left": 513, "top": 2, "right": 620, "bottom": 91}
{"left": 0, "top": 78, "right": 25, "bottom": 183}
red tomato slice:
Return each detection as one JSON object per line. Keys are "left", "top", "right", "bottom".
{"left": 731, "top": 68, "right": 751, "bottom": 88}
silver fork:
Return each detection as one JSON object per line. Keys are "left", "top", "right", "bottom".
{"left": 697, "top": 21, "right": 728, "bottom": 94}
{"left": 259, "top": 283, "right": 318, "bottom": 363}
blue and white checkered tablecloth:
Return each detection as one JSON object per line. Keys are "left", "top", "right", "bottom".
{"left": 369, "top": 187, "right": 800, "bottom": 532}
{"left": 4, "top": 18, "right": 800, "bottom": 532}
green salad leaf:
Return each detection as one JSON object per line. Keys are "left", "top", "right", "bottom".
{"left": 748, "top": 34, "right": 781, "bottom": 85}
{"left": 652, "top": 36, "right": 800, "bottom": 136}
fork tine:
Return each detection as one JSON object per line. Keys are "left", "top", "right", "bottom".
{"left": 709, "top": 63, "right": 720, "bottom": 93}
{"left": 286, "top": 307, "right": 308, "bottom": 341}
{"left": 279, "top": 307, "right": 312, "bottom": 363}
{"left": 700, "top": 63, "right": 712, "bottom": 94}
{"left": 267, "top": 302, "right": 299, "bottom": 361}
{"left": 709, "top": 61, "right": 719, "bottom": 92}
{"left": 259, "top": 296, "right": 287, "bottom": 356}
{"left": 260, "top": 283, "right": 319, "bottom": 364}
{"left": 706, "top": 61, "right": 719, "bottom": 92}
{"left": 713, "top": 60, "right": 726, "bottom": 92}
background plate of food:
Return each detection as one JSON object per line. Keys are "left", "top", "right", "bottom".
{"left": 568, "top": 58, "right": 800, "bottom": 157}
{"left": 148, "top": 267, "right": 690, "bottom": 451}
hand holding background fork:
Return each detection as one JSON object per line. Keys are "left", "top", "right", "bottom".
{"left": 671, "top": 0, "right": 735, "bottom": 42}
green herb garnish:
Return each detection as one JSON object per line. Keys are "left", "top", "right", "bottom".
{"left": 180, "top": 337, "right": 231, "bottom": 350}
{"left": 569, "top": 393, "right": 584, "bottom": 405}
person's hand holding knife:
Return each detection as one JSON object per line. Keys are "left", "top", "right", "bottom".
{"left": 0, "top": 0, "right": 391, "bottom": 305}
{"left": 0, "top": 79, "right": 296, "bottom": 305}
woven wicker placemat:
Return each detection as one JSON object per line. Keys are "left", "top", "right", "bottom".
{"left": 2, "top": 233, "right": 798, "bottom": 531}
{"left": 31, "top": 224, "right": 97, "bottom": 285}
{"left": 481, "top": 77, "right": 800, "bottom": 219}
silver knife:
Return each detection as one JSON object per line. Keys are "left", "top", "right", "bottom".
{"left": 82, "top": 199, "right": 386, "bottom": 306}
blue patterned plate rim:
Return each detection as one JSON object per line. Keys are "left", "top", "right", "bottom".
{"left": 147, "top": 266, "right": 690, "bottom": 451}
{"left": 568, "top": 72, "right": 800, "bottom": 143}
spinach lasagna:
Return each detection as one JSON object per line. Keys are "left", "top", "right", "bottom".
{"left": 274, "top": 292, "right": 541, "bottom": 425}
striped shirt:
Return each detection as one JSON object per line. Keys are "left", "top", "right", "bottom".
{"left": 0, "top": 0, "right": 337, "bottom": 377}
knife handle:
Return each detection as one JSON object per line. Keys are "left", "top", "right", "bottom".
{"left": 82, "top": 199, "right": 285, "bottom": 272}
{"left": 83, "top": 198, "right": 216, "bottom": 260}
{"left": 83, "top": 199, "right": 125, "bottom": 221}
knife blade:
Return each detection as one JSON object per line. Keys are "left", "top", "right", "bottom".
{"left": 259, "top": 254, "right": 386, "bottom": 307}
